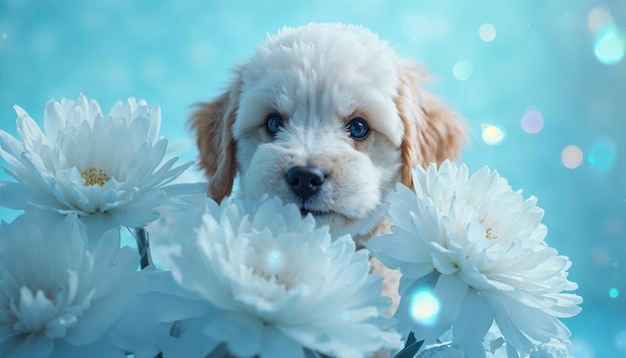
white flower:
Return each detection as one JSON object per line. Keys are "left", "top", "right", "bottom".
{"left": 527, "top": 340, "right": 573, "bottom": 358}
{"left": 483, "top": 323, "right": 573, "bottom": 358}
{"left": 106, "top": 267, "right": 214, "bottom": 358}
{"left": 417, "top": 343, "right": 465, "bottom": 358}
{"left": 0, "top": 210, "right": 138, "bottom": 358}
{"left": 159, "top": 196, "right": 402, "bottom": 358}
{"left": 418, "top": 324, "right": 573, "bottom": 358}
{"left": 366, "top": 160, "right": 582, "bottom": 357}
{"left": 0, "top": 94, "right": 206, "bottom": 231}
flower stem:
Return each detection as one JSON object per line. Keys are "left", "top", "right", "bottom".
{"left": 134, "top": 227, "right": 162, "bottom": 358}
{"left": 134, "top": 227, "right": 153, "bottom": 269}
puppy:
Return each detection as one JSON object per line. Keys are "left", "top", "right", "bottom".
{"left": 192, "top": 23, "right": 466, "bottom": 310}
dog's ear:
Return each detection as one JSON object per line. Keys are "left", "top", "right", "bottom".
{"left": 394, "top": 61, "right": 468, "bottom": 188}
{"left": 190, "top": 82, "right": 240, "bottom": 203}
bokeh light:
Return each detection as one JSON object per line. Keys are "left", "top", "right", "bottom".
{"left": 341, "top": 312, "right": 351, "bottom": 321}
{"left": 594, "top": 26, "right": 625, "bottom": 65}
{"left": 587, "top": 6, "right": 624, "bottom": 65}
{"left": 588, "top": 6, "right": 614, "bottom": 32}
{"left": 610, "top": 287, "right": 620, "bottom": 299}
{"left": 521, "top": 109, "right": 544, "bottom": 134}
{"left": 561, "top": 145, "right": 583, "bottom": 169}
{"left": 591, "top": 247, "right": 610, "bottom": 267}
{"left": 616, "top": 330, "right": 626, "bottom": 352}
{"left": 410, "top": 289, "right": 440, "bottom": 326}
{"left": 603, "top": 216, "right": 623, "bottom": 236}
{"left": 479, "top": 23, "right": 496, "bottom": 42}
{"left": 1, "top": 33, "right": 7, "bottom": 40}
{"left": 452, "top": 60, "right": 473, "bottom": 80}
{"left": 481, "top": 124, "right": 505, "bottom": 145}
{"left": 588, "top": 137, "right": 616, "bottom": 171}
{"left": 264, "top": 248, "right": 285, "bottom": 273}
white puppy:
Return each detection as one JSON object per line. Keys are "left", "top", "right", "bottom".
{"left": 192, "top": 23, "right": 466, "bottom": 309}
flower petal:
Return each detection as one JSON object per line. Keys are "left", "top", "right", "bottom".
{"left": 108, "top": 190, "right": 166, "bottom": 227}
{"left": 203, "top": 310, "right": 264, "bottom": 357}
{"left": 452, "top": 289, "right": 494, "bottom": 357}
{"left": 0, "top": 332, "right": 54, "bottom": 358}
{"left": 259, "top": 325, "right": 305, "bottom": 358}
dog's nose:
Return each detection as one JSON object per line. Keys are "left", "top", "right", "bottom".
{"left": 286, "top": 165, "right": 326, "bottom": 200}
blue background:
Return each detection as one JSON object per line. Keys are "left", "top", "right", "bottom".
{"left": 0, "top": 1, "right": 624, "bottom": 356}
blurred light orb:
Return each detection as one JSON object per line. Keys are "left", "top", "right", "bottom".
{"left": 588, "top": 137, "right": 616, "bottom": 171}
{"left": 591, "top": 247, "right": 610, "bottom": 267}
{"left": 603, "top": 216, "right": 623, "bottom": 236}
{"left": 609, "top": 287, "right": 620, "bottom": 299}
{"left": 481, "top": 124, "right": 505, "bottom": 145}
{"left": 1, "top": 33, "right": 7, "bottom": 40}
{"left": 264, "top": 249, "right": 285, "bottom": 273}
{"left": 616, "top": 330, "right": 626, "bottom": 352}
{"left": 341, "top": 311, "right": 351, "bottom": 321}
{"left": 452, "top": 60, "right": 473, "bottom": 80}
{"left": 521, "top": 109, "right": 544, "bottom": 134}
{"left": 479, "top": 23, "right": 496, "bottom": 42}
{"left": 588, "top": 6, "right": 614, "bottom": 32}
{"left": 594, "top": 26, "right": 625, "bottom": 65}
{"left": 409, "top": 289, "right": 440, "bottom": 326}
{"left": 561, "top": 145, "right": 583, "bottom": 169}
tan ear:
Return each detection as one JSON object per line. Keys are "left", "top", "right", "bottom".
{"left": 394, "top": 61, "right": 468, "bottom": 188}
{"left": 190, "top": 83, "right": 240, "bottom": 203}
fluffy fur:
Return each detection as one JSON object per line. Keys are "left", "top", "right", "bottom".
{"left": 192, "top": 23, "right": 466, "bottom": 310}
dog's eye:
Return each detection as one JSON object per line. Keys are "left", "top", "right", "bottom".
{"left": 266, "top": 113, "right": 285, "bottom": 136}
{"left": 347, "top": 117, "right": 369, "bottom": 140}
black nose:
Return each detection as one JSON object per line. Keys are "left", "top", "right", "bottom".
{"left": 286, "top": 165, "right": 326, "bottom": 200}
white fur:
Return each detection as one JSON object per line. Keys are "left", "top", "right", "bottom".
{"left": 232, "top": 23, "right": 405, "bottom": 238}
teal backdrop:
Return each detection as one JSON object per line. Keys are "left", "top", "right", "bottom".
{"left": 0, "top": 1, "right": 624, "bottom": 356}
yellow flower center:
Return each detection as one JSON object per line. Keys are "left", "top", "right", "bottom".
{"left": 81, "top": 168, "right": 110, "bottom": 186}
{"left": 479, "top": 219, "right": 498, "bottom": 240}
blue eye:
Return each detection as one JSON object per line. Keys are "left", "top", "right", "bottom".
{"left": 266, "top": 113, "right": 285, "bottom": 136}
{"left": 347, "top": 117, "right": 369, "bottom": 140}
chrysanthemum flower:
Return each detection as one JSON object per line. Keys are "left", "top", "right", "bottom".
{"left": 481, "top": 323, "right": 573, "bottom": 358}
{"left": 0, "top": 94, "right": 206, "bottom": 232}
{"left": 366, "top": 160, "right": 582, "bottom": 357}
{"left": 159, "top": 196, "right": 402, "bottom": 358}
{"left": 105, "top": 267, "right": 214, "bottom": 358}
{"left": 0, "top": 211, "right": 138, "bottom": 357}
{"left": 417, "top": 344, "right": 464, "bottom": 358}
{"left": 417, "top": 323, "right": 573, "bottom": 358}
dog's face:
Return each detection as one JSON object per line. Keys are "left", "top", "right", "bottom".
{"left": 192, "top": 23, "right": 466, "bottom": 240}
